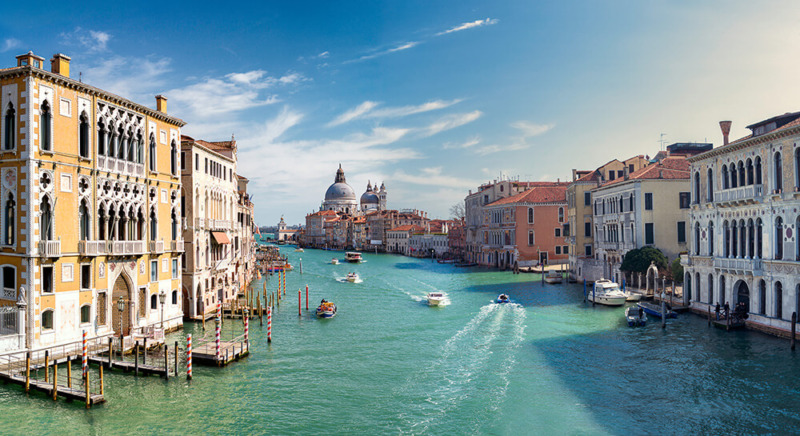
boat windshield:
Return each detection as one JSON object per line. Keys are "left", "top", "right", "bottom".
{"left": 429, "top": 293, "right": 443, "bottom": 298}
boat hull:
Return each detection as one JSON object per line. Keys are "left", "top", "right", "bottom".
{"left": 427, "top": 298, "right": 446, "bottom": 306}
{"left": 588, "top": 295, "right": 627, "bottom": 306}
{"left": 637, "top": 302, "right": 677, "bottom": 319}
{"left": 544, "top": 277, "right": 563, "bottom": 284}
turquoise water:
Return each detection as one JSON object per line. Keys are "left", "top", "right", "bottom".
{"left": 1, "top": 246, "right": 800, "bottom": 434}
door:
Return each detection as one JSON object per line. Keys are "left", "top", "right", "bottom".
{"left": 539, "top": 252, "right": 548, "bottom": 265}
{"left": 111, "top": 275, "right": 132, "bottom": 336}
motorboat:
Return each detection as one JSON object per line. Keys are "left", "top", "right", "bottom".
{"left": 345, "top": 252, "right": 363, "bottom": 263}
{"left": 294, "top": 247, "right": 304, "bottom": 252}
{"left": 316, "top": 300, "right": 337, "bottom": 318}
{"left": 427, "top": 292, "right": 447, "bottom": 306}
{"left": 346, "top": 272, "right": 359, "bottom": 282}
{"left": 331, "top": 258, "right": 339, "bottom": 265}
{"left": 587, "top": 279, "right": 627, "bottom": 306}
{"left": 496, "top": 294, "right": 511, "bottom": 304}
{"left": 624, "top": 290, "right": 643, "bottom": 302}
{"left": 625, "top": 306, "right": 647, "bottom": 327}
{"left": 637, "top": 301, "right": 677, "bottom": 319}
{"left": 544, "top": 270, "right": 563, "bottom": 284}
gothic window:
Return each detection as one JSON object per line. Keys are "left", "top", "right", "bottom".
{"left": 722, "top": 164, "right": 729, "bottom": 189}
{"left": 40, "top": 101, "right": 52, "bottom": 151}
{"left": 693, "top": 172, "right": 700, "bottom": 204}
{"left": 79, "top": 112, "right": 90, "bottom": 158}
{"left": 708, "top": 221, "right": 714, "bottom": 256}
{"left": 755, "top": 157, "right": 763, "bottom": 185}
{"left": 171, "top": 209, "right": 178, "bottom": 240}
{"left": 79, "top": 200, "right": 90, "bottom": 240}
{"left": 40, "top": 197, "right": 53, "bottom": 240}
{"left": 746, "top": 159, "right": 754, "bottom": 185}
{"left": 774, "top": 152, "right": 783, "bottom": 192}
{"left": 707, "top": 168, "right": 714, "bottom": 202}
{"left": 775, "top": 216, "right": 784, "bottom": 260}
{"left": 775, "top": 281, "right": 783, "bottom": 320}
{"left": 149, "top": 134, "right": 156, "bottom": 171}
{"left": 3, "top": 194, "right": 14, "bottom": 245}
{"left": 117, "top": 126, "right": 125, "bottom": 160}
{"left": 4, "top": 103, "right": 15, "bottom": 150}
{"left": 137, "top": 132, "right": 144, "bottom": 164}
{"left": 97, "top": 120, "right": 106, "bottom": 156}
{"left": 150, "top": 209, "right": 157, "bottom": 241}
{"left": 170, "top": 140, "right": 178, "bottom": 175}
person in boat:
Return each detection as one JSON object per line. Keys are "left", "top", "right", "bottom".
{"left": 638, "top": 307, "right": 644, "bottom": 319}
{"left": 320, "top": 299, "right": 327, "bottom": 304}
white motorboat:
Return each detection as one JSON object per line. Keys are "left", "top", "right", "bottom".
{"left": 346, "top": 272, "right": 359, "bottom": 282}
{"left": 331, "top": 258, "right": 339, "bottom": 265}
{"left": 427, "top": 292, "right": 447, "bottom": 306}
{"left": 624, "top": 290, "right": 642, "bottom": 302}
{"left": 587, "top": 279, "right": 627, "bottom": 306}
{"left": 544, "top": 270, "right": 563, "bottom": 284}
{"left": 345, "top": 252, "right": 363, "bottom": 263}
{"left": 294, "top": 247, "right": 304, "bottom": 252}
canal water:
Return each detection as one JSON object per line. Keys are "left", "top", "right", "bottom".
{"left": 1, "top": 245, "right": 800, "bottom": 434}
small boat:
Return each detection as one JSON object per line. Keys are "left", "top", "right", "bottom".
{"left": 544, "top": 270, "right": 563, "bottom": 284}
{"left": 637, "top": 301, "right": 677, "bottom": 319}
{"left": 587, "top": 279, "right": 627, "bottom": 306}
{"left": 427, "top": 292, "right": 447, "bottom": 306}
{"left": 454, "top": 262, "right": 478, "bottom": 267}
{"left": 624, "top": 290, "right": 642, "bottom": 302}
{"left": 625, "top": 306, "right": 647, "bottom": 327}
{"left": 496, "top": 294, "right": 511, "bottom": 304}
{"left": 294, "top": 247, "right": 304, "bottom": 252}
{"left": 316, "top": 300, "right": 337, "bottom": 318}
{"left": 331, "top": 258, "right": 339, "bottom": 265}
{"left": 345, "top": 252, "right": 363, "bottom": 263}
{"left": 346, "top": 272, "right": 359, "bottom": 282}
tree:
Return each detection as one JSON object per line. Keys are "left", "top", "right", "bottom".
{"left": 449, "top": 202, "right": 465, "bottom": 221}
{"left": 671, "top": 257, "right": 684, "bottom": 284}
{"left": 619, "top": 247, "right": 668, "bottom": 274}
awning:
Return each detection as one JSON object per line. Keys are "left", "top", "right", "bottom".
{"left": 211, "top": 232, "right": 231, "bottom": 244}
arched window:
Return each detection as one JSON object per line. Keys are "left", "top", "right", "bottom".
{"left": 97, "top": 120, "right": 106, "bottom": 156}
{"left": 4, "top": 194, "right": 14, "bottom": 245}
{"left": 171, "top": 209, "right": 178, "bottom": 240}
{"left": 756, "top": 218, "right": 763, "bottom": 259}
{"left": 150, "top": 209, "right": 157, "bottom": 241}
{"left": 527, "top": 208, "right": 533, "bottom": 224}
{"left": 149, "top": 134, "right": 156, "bottom": 172}
{"left": 79, "top": 112, "right": 90, "bottom": 158}
{"left": 80, "top": 305, "right": 91, "bottom": 324}
{"left": 796, "top": 148, "right": 800, "bottom": 191}
{"left": 723, "top": 220, "right": 729, "bottom": 258}
{"left": 618, "top": 196, "right": 623, "bottom": 212}
{"left": 747, "top": 219, "right": 754, "bottom": 258}
{"left": 738, "top": 161, "right": 745, "bottom": 187}
{"left": 694, "top": 172, "right": 700, "bottom": 204}
{"left": 775, "top": 281, "right": 783, "bottom": 320}
{"left": 722, "top": 165, "right": 729, "bottom": 189}
{"left": 708, "top": 221, "right": 714, "bottom": 256}
{"left": 694, "top": 222, "right": 700, "bottom": 255}
{"left": 629, "top": 194, "right": 634, "bottom": 211}
{"left": 172, "top": 290, "right": 178, "bottom": 305}
{"left": 40, "top": 196, "right": 53, "bottom": 240}
{"left": 137, "top": 132, "right": 144, "bottom": 164}
{"left": 719, "top": 275, "right": 726, "bottom": 305}
{"left": 774, "top": 152, "right": 783, "bottom": 192}
{"left": 707, "top": 274, "right": 714, "bottom": 304}
{"left": 98, "top": 207, "right": 106, "bottom": 241}
{"left": 746, "top": 158, "right": 754, "bottom": 185}
{"left": 151, "top": 294, "right": 158, "bottom": 310}
{"left": 707, "top": 168, "right": 714, "bottom": 202}
{"left": 731, "top": 164, "right": 738, "bottom": 188}
{"left": 117, "top": 126, "right": 125, "bottom": 160}
{"left": 775, "top": 217, "right": 783, "bottom": 260}
{"left": 170, "top": 141, "right": 178, "bottom": 175}
{"left": 40, "top": 101, "right": 52, "bottom": 151}
{"left": 109, "top": 127, "right": 118, "bottom": 159}
{"left": 41, "top": 310, "right": 54, "bottom": 330}
{"left": 79, "top": 200, "right": 90, "bottom": 240}
{"left": 731, "top": 220, "right": 738, "bottom": 258}
{"left": 759, "top": 280, "right": 767, "bottom": 315}
{"left": 755, "top": 156, "right": 763, "bottom": 185}
{"left": 528, "top": 230, "right": 534, "bottom": 246}
{"left": 4, "top": 103, "right": 15, "bottom": 150}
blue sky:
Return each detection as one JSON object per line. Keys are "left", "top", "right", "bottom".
{"left": 3, "top": 1, "right": 800, "bottom": 225}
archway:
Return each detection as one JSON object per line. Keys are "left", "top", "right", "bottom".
{"left": 646, "top": 262, "right": 659, "bottom": 295}
{"left": 111, "top": 274, "right": 133, "bottom": 336}
{"left": 196, "top": 284, "right": 203, "bottom": 317}
{"left": 735, "top": 279, "right": 750, "bottom": 313}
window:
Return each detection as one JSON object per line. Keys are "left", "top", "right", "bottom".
{"left": 707, "top": 168, "right": 714, "bottom": 202}
{"left": 151, "top": 294, "right": 158, "bottom": 310}
{"left": 40, "top": 101, "right": 52, "bottom": 151}
{"left": 679, "top": 192, "right": 690, "bottom": 209}
{"left": 528, "top": 230, "right": 535, "bottom": 246}
{"left": 3, "top": 266, "right": 14, "bottom": 298}
{"left": 609, "top": 171, "right": 616, "bottom": 181}
{"left": 774, "top": 152, "right": 783, "bottom": 192}
{"left": 644, "top": 193, "right": 653, "bottom": 210}
{"left": 171, "top": 210, "right": 178, "bottom": 240}
{"left": 644, "top": 223, "right": 654, "bottom": 245}
{"left": 97, "top": 292, "right": 107, "bottom": 325}
{"left": 584, "top": 222, "right": 591, "bottom": 237}
{"left": 584, "top": 192, "right": 590, "bottom": 206}
{"left": 172, "top": 290, "right": 178, "bottom": 305}
{"left": 708, "top": 221, "right": 715, "bottom": 256}
{"left": 79, "top": 200, "right": 90, "bottom": 240}
{"left": 528, "top": 208, "right": 534, "bottom": 224}
{"left": 41, "top": 310, "right": 53, "bottom": 330}
{"left": 775, "top": 281, "right": 783, "bottom": 319}
{"left": 79, "top": 113, "right": 90, "bottom": 158}
{"left": 40, "top": 196, "right": 53, "bottom": 240}
{"left": 555, "top": 246, "right": 561, "bottom": 254}
{"left": 628, "top": 164, "right": 634, "bottom": 174}
{"left": 775, "top": 217, "right": 784, "bottom": 260}
{"left": 42, "top": 265, "right": 53, "bottom": 293}
{"left": 563, "top": 223, "right": 570, "bottom": 237}
{"left": 172, "top": 259, "right": 178, "bottom": 279}
{"left": 677, "top": 221, "right": 686, "bottom": 243}
{"left": 555, "top": 228, "right": 561, "bottom": 237}
{"left": 694, "top": 223, "right": 700, "bottom": 254}
{"left": 170, "top": 141, "right": 178, "bottom": 175}
{"left": 563, "top": 245, "right": 569, "bottom": 254}
{"left": 195, "top": 153, "right": 199, "bottom": 171}
{"left": 150, "top": 260, "right": 158, "bottom": 282}
{"left": 139, "top": 288, "right": 147, "bottom": 317}
{"left": 149, "top": 134, "right": 156, "bottom": 172}
{"left": 585, "top": 245, "right": 592, "bottom": 256}
{"left": 4, "top": 103, "right": 15, "bottom": 150}
{"left": 558, "top": 207, "right": 564, "bottom": 223}
{"left": 181, "top": 151, "right": 186, "bottom": 170}
{"left": 150, "top": 209, "right": 157, "bottom": 241}
{"left": 81, "top": 264, "right": 91, "bottom": 289}
{"left": 80, "top": 305, "right": 91, "bottom": 324}
{"left": 4, "top": 194, "right": 14, "bottom": 245}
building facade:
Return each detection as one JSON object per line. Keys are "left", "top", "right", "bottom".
{"left": 0, "top": 51, "right": 185, "bottom": 352}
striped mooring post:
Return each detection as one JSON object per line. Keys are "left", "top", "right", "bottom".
{"left": 267, "top": 306, "right": 272, "bottom": 343}
{"left": 215, "top": 302, "right": 222, "bottom": 362}
{"left": 82, "top": 330, "right": 88, "bottom": 378}
{"left": 186, "top": 334, "right": 193, "bottom": 380}
{"left": 244, "top": 313, "right": 249, "bottom": 346}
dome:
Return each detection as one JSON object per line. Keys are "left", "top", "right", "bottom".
{"left": 360, "top": 191, "right": 380, "bottom": 205}
{"left": 325, "top": 182, "right": 356, "bottom": 201}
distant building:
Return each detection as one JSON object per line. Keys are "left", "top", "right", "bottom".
{"left": 276, "top": 216, "right": 298, "bottom": 242}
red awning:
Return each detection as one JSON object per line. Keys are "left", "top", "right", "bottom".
{"left": 211, "top": 232, "right": 231, "bottom": 244}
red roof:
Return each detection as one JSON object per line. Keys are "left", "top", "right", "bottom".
{"left": 307, "top": 210, "right": 338, "bottom": 217}
{"left": 388, "top": 225, "right": 425, "bottom": 232}
{"left": 488, "top": 185, "right": 567, "bottom": 206}
{"left": 600, "top": 156, "right": 689, "bottom": 186}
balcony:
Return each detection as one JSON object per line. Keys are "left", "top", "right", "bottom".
{"left": 149, "top": 240, "right": 165, "bottom": 254}
{"left": 597, "top": 241, "right": 635, "bottom": 252}
{"left": 106, "top": 240, "right": 146, "bottom": 256}
{"left": 209, "top": 219, "right": 231, "bottom": 230}
{"left": 39, "top": 240, "right": 61, "bottom": 257}
{"left": 170, "top": 240, "right": 185, "bottom": 252}
{"left": 195, "top": 218, "right": 205, "bottom": 229}
{"left": 96, "top": 156, "right": 145, "bottom": 178}
{"left": 79, "top": 240, "right": 106, "bottom": 256}
{"left": 714, "top": 184, "right": 763, "bottom": 206}
{"left": 713, "top": 257, "right": 762, "bottom": 275}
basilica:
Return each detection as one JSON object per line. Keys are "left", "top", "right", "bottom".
{"left": 321, "top": 164, "right": 387, "bottom": 215}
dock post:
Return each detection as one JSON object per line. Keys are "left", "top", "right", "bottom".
{"left": 100, "top": 364, "right": 104, "bottom": 396}
{"left": 186, "top": 334, "right": 192, "bottom": 381}
{"left": 215, "top": 314, "right": 221, "bottom": 366}
{"left": 298, "top": 289, "right": 301, "bottom": 317}
{"left": 661, "top": 299, "right": 666, "bottom": 329}
{"left": 67, "top": 356, "right": 72, "bottom": 388}
{"left": 708, "top": 306, "right": 711, "bottom": 327}
{"left": 135, "top": 341, "right": 139, "bottom": 376}
{"left": 267, "top": 306, "right": 272, "bottom": 343}
{"left": 245, "top": 314, "right": 249, "bottom": 347}
{"left": 306, "top": 285, "right": 309, "bottom": 311}
{"left": 143, "top": 338, "right": 147, "bottom": 365}
{"left": 24, "top": 352, "right": 30, "bottom": 393}
{"left": 792, "top": 312, "right": 797, "bottom": 351}
{"left": 52, "top": 363, "right": 57, "bottom": 401}
{"left": 174, "top": 341, "right": 179, "bottom": 376}
{"left": 44, "top": 350, "right": 49, "bottom": 383}
{"left": 82, "top": 330, "right": 87, "bottom": 378}
{"left": 108, "top": 337, "right": 113, "bottom": 369}
{"left": 592, "top": 284, "right": 596, "bottom": 307}
{"left": 583, "top": 280, "right": 586, "bottom": 303}
{"left": 85, "top": 372, "right": 90, "bottom": 409}
{"left": 164, "top": 344, "right": 169, "bottom": 380}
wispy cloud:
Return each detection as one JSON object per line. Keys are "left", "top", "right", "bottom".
{"left": 472, "top": 120, "right": 553, "bottom": 155}
{"left": 511, "top": 121, "right": 554, "bottom": 137}
{"left": 1, "top": 38, "right": 21, "bottom": 53}
{"left": 476, "top": 143, "right": 529, "bottom": 155}
{"left": 329, "top": 99, "right": 462, "bottom": 126}
{"left": 82, "top": 55, "right": 172, "bottom": 101}
{"left": 328, "top": 101, "right": 379, "bottom": 127}
{"left": 420, "top": 111, "right": 482, "bottom": 137}
{"left": 391, "top": 167, "right": 475, "bottom": 189}
{"left": 346, "top": 41, "right": 420, "bottom": 63}
{"left": 60, "top": 27, "right": 111, "bottom": 52}
{"left": 443, "top": 136, "right": 480, "bottom": 149}
{"left": 436, "top": 18, "right": 499, "bottom": 36}
{"left": 317, "top": 51, "right": 330, "bottom": 59}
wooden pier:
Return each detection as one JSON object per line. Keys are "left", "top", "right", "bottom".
{"left": 192, "top": 339, "right": 250, "bottom": 366}
{"left": 88, "top": 356, "right": 170, "bottom": 377}
{"left": 0, "top": 371, "right": 105, "bottom": 406}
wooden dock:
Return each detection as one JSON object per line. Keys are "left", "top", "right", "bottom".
{"left": 88, "top": 356, "right": 170, "bottom": 377}
{"left": 0, "top": 372, "right": 105, "bottom": 405}
{"left": 192, "top": 339, "right": 250, "bottom": 366}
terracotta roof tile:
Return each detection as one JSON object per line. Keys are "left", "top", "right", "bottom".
{"left": 600, "top": 156, "right": 689, "bottom": 186}
{"left": 488, "top": 185, "right": 567, "bottom": 206}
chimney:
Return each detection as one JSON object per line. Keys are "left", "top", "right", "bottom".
{"left": 623, "top": 166, "right": 630, "bottom": 180}
{"left": 50, "top": 53, "right": 71, "bottom": 77}
{"left": 719, "top": 121, "right": 732, "bottom": 145}
{"left": 156, "top": 95, "right": 168, "bottom": 113}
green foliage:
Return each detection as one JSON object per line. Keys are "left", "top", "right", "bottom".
{"left": 671, "top": 257, "right": 684, "bottom": 284}
{"left": 619, "top": 247, "right": 668, "bottom": 274}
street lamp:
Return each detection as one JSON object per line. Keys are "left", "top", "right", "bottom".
{"left": 159, "top": 290, "right": 166, "bottom": 331}
{"left": 117, "top": 296, "right": 125, "bottom": 356}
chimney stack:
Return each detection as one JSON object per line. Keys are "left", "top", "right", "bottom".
{"left": 623, "top": 166, "right": 630, "bottom": 180}
{"left": 719, "top": 120, "right": 732, "bottom": 146}
{"left": 50, "top": 53, "right": 71, "bottom": 77}
{"left": 155, "top": 95, "right": 168, "bottom": 113}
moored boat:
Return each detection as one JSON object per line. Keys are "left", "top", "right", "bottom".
{"left": 624, "top": 290, "right": 643, "bottom": 302}
{"left": 625, "top": 306, "right": 647, "bottom": 327}
{"left": 316, "top": 300, "right": 337, "bottom": 318}
{"left": 345, "top": 252, "right": 363, "bottom": 263}
{"left": 587, "top": 279, "right": 627, "bottom": 306}
{"left": 496, "top": 294, "right": 511, "bottom": 304}
{"left": 544, "top": 270, "right": 563, "bottom": 284}
{"left": 427, "top": 292, "right": 447, "bottom": 306}
{"left": 637, "top": 301, "right": 677, "bottom": 319}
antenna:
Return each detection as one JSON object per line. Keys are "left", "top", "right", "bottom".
{"left": 658, "top": 133, "right": 667, "bottom": 151}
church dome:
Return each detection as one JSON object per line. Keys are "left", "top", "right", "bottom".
{"left": 325, "top": 182, "right": 356, "bottom": 201}
{"left": 360, "top": 191, "right": 380, "bottom": 205}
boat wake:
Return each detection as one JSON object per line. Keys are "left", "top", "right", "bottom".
{"left": 396, "top": 303, "right": 526, "bottom": 434}
{"left": 335, "top": 277, "right": 363, "bottom": 284}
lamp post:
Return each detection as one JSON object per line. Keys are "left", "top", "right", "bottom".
{"left": 159, "top": 290, "right": 166, "bottom": 331}
{"left": 116, "top": 296, "right": 125, "bottom": 356}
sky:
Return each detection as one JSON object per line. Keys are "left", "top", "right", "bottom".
{"left": 3, "top": 1, "right": 800, "bottom": 226}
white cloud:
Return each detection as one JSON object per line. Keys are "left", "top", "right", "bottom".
{"left": 2, "top": 38, "right": 21, "bottom": 53}
{"left": 436, "top": 18, "right": 499, "bottom": 36}
{"left": 391, "top": 167, "right": 475, "bottom": 189}
{"left": 329, "top": 99, "right": 462, "bottom": 126}
{"left": 420, "top": 110, "right": 482, "bottom": 137}
{"left": 511, "top": 121, "right": 554, "bottom": 137}
{"left": 327, "top": 101, "right": 379, "bottom": 127}
{"left": 347, "top": 41, "right": 421, "bottom": 63}
{"left": 82, "top": 55, "right": 171, "bottom": 102}
{"left": 443, "top": 137, "right": 480, "bottom": 149}
{"left": 317, "top": 51, "right": 330, "bottom": 58}
{"left": 60, "top": 27, "right": 112, "bottom": 52}
{"left": 475, "top": 143, "right": 530, "bottom": 155}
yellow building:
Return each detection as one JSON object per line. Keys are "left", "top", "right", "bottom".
{"left": 0, "top": 51, "right": 185, "bottom": 352}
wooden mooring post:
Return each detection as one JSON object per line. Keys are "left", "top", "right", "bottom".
{"left": 25, "top": 352, "right": 30, "bottom": 393}
{"left": 164, "top": 344, "right": 170, "bottom": 380}
{"left": 174, "top": 341, "right": 179, "bottom": 376}
{"left": 661, "top": 299, "right": 667, "bottom": 329}
{"left": 135, "top": 341, "right": 140, "bottom": 376}
{"left": 44, "top": 350, "right": 49, "bottom": 383}
{"left": 792, "top": 312, "right": 797, "bottom": 351}
{"left": 708, "top": 306, "right": 712, "bottom": 327}
{"left": 85, "top": 372, "right": 90, "bottom": 409}
{"left": 108, "top": 338, "right": 113, "bottom": 368}
{"left": 52, "top": 363, "right": 57, "bottom": 401}
{"left": 67, "top": 356, "right": 72, "bottom": 388}
{"left": 100, "top": 365, "right": 104, "bottom": 396}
